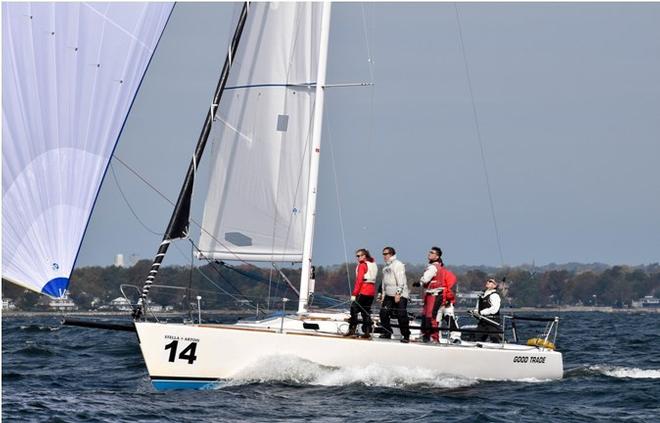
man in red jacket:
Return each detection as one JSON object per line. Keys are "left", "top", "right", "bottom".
{"left": 414, "top": 247, "right": 459, "bottom": 343}
{"left": 346, "top": 248, "right": 377, "bottom": 338}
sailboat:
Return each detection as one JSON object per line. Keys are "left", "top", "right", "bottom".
{"left": 3, "top": 2, "right": 563, "bottom": 390}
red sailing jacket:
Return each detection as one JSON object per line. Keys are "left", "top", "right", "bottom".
{"left": 430, "top": 262, "right": 457, "bottom": 305}
{"left": 352, "top": 258, "right": 376, "bottom": 297}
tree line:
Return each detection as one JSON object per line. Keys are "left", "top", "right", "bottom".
{"left": 3, "top": 261, "right": 660, "bottom": 311}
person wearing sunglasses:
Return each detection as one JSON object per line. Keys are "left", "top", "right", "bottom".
{"left": 377, "top": 246, "right": 411, "bottom": 343}
{"left": 473, "top": 278, "right": 502, "bottom": 343}
{"left": 345, "top": 248, "right": 378, "bottom": 338}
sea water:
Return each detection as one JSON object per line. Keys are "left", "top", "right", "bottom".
{"left": 3, "top": 312, "right": 659, "bottom": 422}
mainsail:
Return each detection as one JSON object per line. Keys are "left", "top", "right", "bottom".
{"left": 197, "top": 3, "right": 324, "bottom": 263}
{"left": 2, "top": 2, "right": 173, "bottom": 297}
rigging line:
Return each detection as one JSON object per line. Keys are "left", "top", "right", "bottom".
{"left": 453, "top": 3, "right": 505, "bottom": 266}
{"left": 109, "top": 162, "right": 163, "bottom": 236}
{"left": 113, "top": 155, "right": 176, "bottom": 208}
{"left": 216, "top": 261, "right": 303, "bottom": 307}
{"left": 201, "top": 260, "right": 248, "bottom": 298}
{"left": 272, "top": 263, "right": 300, "bottom": 296}
{"left": 188, "top": 238, "right": 262, "bottom": 302}
{"left": 194, "top": 265, "right": 259, "bottom": 311}
{"left": 113, "top": 154, "right": 265, "bottom": 268}
{"left": 360, "top": 2, "right": 378, "bottom": 159}
{"left": 170, "top": 240, "right": 258, "bottom": 312}
{"left": 325, "top": 117, "right": 352, "bottom": 294}
{"left": 136, "top": 283, "right": 219, "bottom": 296}
{"left": 220, "top": 260, "right": 290, "bottom": 290}
{"left": 360, "top": 3, "right": 375, "bottom": 84}
{"left": 187, "top": 239, "right": 195, "bottom": 320}
{"left": 143, "top": 284, "right": 286, "bottom": 302}
{"left": 196, "top": 262, "right": 260, "bottom": 310}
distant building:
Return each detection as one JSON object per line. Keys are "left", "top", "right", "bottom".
{"left": 631, "top": 296, "right": 660, "bottom": 308}
{"left": 110, "top": 297, "right": 132, "bottom": 311}
{"left": 114, "top": 254, "right": 125, "bottom": 268}
{"left": 2, "top": 298, "right": 16, "bottom": 311}
{"left": 49, "top": 292, "right": 77, "bottom": 311}
{"left": 142, "top": 301, "right": 175, "bottom": 313}
{"left": 148, "top": 301, "right": 163, "bottom": 312}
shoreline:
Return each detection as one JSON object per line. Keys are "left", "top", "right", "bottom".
{"left": 2, "top": 305, "right": 659, "bottom": 318}
{"left": 1, "top": 309, "right": 254, "bottom": 318}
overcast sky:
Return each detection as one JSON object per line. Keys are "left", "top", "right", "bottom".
{"left": 77, "top": 2, "right": 660, "bottom": 268}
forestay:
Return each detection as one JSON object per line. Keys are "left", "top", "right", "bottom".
{"left": 2, "top": 2, "right": 172, "bottom": 297}
{"left": 197, "top": 3, "right": 323, "bottom": 263}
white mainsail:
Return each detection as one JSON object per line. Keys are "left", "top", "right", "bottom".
{"left": 197, "top": 3, "right": 324, "bottom": 263}
{"left": 2, "top": 2, "right": 173, "bottom": 297}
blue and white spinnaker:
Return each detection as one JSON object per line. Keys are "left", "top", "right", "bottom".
{"left": 2, "top": 2, "right": 173, "bottom": 297}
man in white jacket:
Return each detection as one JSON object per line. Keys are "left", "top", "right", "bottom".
{"left": 474, "top": 278, "right": 502, "bottom": 343}
{"left": 377, "top": 247, "right": 411, "bottom": 343}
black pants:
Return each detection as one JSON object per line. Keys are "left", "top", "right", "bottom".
{"left": 476, "top": 319, "right": 502, "bottom": 343}
{"left": 379, "top": 296, "right": 410, "bottom": 339}
{"left": 348, "top": 294, "right": 374, "bottom": 334}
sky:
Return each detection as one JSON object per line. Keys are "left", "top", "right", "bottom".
{"left": 77, "top": 2, "right": 660, "bottom": 268}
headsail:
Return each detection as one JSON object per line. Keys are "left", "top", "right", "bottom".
{"left": 2, "top": 2, "right": 173, "bottom": 297}
{"left": 198, "top": 3, "right": 324, "bottom": 263}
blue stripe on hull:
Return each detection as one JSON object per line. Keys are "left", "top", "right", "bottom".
{"left": 151, "top": 379, "right": 219, "bottom": 391}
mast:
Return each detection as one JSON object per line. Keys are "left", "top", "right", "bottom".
{"left": 133, "top": 2, "right": 250, "bottom": 320}
{"left": 298, "top": 1, "right": 332, "bottom": 314}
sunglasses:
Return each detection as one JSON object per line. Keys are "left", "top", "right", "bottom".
{"left": 382, "top": 252, "right": 392, "bottom": 256}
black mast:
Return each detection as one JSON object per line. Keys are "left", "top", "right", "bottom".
{"left": 133, "top": 2, "right": 250, "bottom": 320}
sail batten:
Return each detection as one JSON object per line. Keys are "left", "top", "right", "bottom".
{"left": 198, "top": 3, "right": 324, "bottom": 263}
{"left": 2, "top": 2, "right": 173, "bottom": 297}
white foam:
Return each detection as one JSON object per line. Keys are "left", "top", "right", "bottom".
{"left": 507, "top": 377, "right": 552, "bottom": 383}
{"left": 590, "top": 365, "right": 660, "bottom": 379}
{"left": 222, "top": 354, "right": 477, "bottom": 389}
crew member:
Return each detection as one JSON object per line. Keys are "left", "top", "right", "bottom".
{"left": 473, "top": 278, "right": 502, "bottom": 343}
{"left": 413, "top": 247, "right": 459, "bottom": 343}
{"left": 377, "top": 246, "right": 411, "bottom": 343}
{"left": 346, "top": 248, "right": 377, "bottom": 338}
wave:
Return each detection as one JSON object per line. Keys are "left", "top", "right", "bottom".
{"left": 2, "top": 372, "right": 24, "bottom": 381}
{"left": 15, "top": 344, "right": 54, "bottom": 357}
{"left": 588, "top": 365, "right": 660, "bottom": 379}
{"left": 19, "top": 324, "right": 59, "bottom": 332}
{"left": 221, "top": 354, "right": 478, "bottom": 389}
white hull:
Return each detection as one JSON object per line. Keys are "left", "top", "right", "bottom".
{"left": 135, "top": 316, "right": 563, "bottom": 390}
